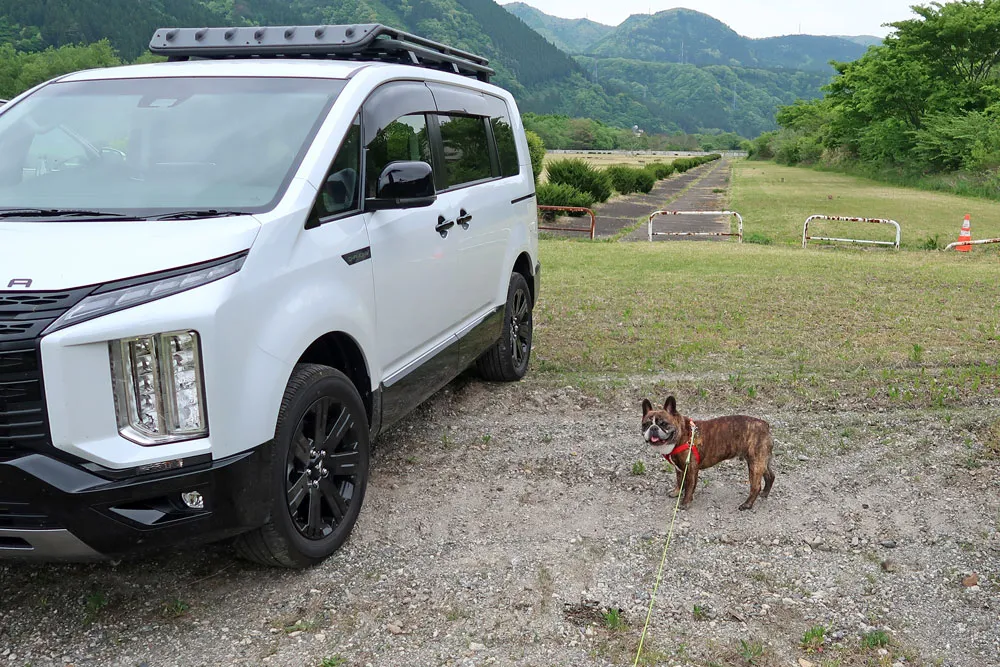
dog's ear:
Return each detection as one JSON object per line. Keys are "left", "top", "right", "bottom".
{"left": 664, "top": 396, "right": 678, "bottom": 415}
{"left": 642, "top": 399, "right": 653, "bottom": 416}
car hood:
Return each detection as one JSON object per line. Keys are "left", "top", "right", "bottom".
{"left": 0, "top": 216, "right": 261, "bottom": 291}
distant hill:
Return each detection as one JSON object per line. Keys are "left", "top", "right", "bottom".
{"left": 0, "top": 0, "right": 668, "bottom": 132}
{"left": 585, "top": 8, "right": 869, "bottom": 72}
{"left": 503, "top": 2, "right": 611, "bottom": 52}
{"left": 0, "top": 1, "right": 877, "bottom": 137}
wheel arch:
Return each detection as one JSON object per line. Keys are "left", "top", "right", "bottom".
{"left": 296, "top": 331, "right": 374, "bottom": 427}
{"left": 513, "top": 251, "right": 535, "bottom": 304}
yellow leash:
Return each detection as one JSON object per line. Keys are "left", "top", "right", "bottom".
{"left": 633, "top": 419, "right": 697, "bottom": 666}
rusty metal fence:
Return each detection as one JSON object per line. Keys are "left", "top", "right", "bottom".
{"left": 944, "top": 237, "right": 1000, "bottom": 251}
{"left": 802, "top": 215, "right": 901, "bottom": 250}
{"left": 537, "top": 206, "right": 596, "bottom": 240}
{"left": 647, "top": 210, "right": 744, "bottom": 243}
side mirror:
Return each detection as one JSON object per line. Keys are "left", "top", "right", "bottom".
{"left": 99, "top": 147, "right": 126, "bottom": 165}
{"left": 366, "top": 160, "right": 436, "bottom": 211}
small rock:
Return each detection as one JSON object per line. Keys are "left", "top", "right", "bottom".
{"left": 469, "top": 642, "right": 486, "bottom": 651}
{"left": 881, "top": 560, "right": 900, "bottom": 573}
{"left": 962, "top": 573, "right": 979, "bottom": 587}
{"left": 287, "top": 631, "right": 303, "bottom": 639}
{"left": 798, "top": 659, "right": 816, "bottom": 667}
{"left": 386, "top": 624, "right": 404, "bottom": 635}
{"left": 881, "top": 540, "right": 897, "bottom": 549}
{"left": 797, "top": 454, "right": 810, "bottom": 462}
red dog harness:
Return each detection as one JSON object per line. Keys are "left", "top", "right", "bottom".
{"left": 663, "top": 419, "right": 701, "bottom": 467}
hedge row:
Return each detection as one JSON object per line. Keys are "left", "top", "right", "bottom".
{"left": 537, "top": 154, "right": 721, "bottom": 210}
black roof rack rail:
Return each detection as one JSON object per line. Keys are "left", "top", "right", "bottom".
{"left": 148, "top": 24, "right": 494, "bottom": 82}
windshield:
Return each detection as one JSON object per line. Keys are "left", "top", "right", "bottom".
{"left": 0, "top": 76, "right": 347, "bottom": 219}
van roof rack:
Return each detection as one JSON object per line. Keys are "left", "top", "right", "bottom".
{"left": 148, "top": 24, "right": 494, "bottom": 82}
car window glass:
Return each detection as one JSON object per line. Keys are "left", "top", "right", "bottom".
{"left": 313, "top": 118, "right": 361, "bottom": 219}
{"left": 437, "top": 114, "right": 493, "bottom": 188}
{"left": 491, "top": 114, "right": 519, "bottom": 179}
{"left": 24, "top": 127, "right": 92, "bottom": 178}
{"left": 365, "top": 114, "right": 431, "bottom": 199}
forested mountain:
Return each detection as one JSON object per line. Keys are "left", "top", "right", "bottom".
{"left": 585, "top": 8, "right": 870, "bottom": 73}
{"left": 0, "top": 0, "right": 670, "bottom": 132}
{"left": 0, "top": 1, "right": 876, "bottom": 137}
{"left": 576, "top": 56, "right": 831, "bottom": 138}
{"left": 503, "top": 2, "right": 612, "bottom": 52}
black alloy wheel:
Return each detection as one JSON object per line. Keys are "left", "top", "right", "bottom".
{"left": 476, "top": 272, "right": 534, "bottom": 382}
{"left": 235, "top": 364, "right": 370, "bottom": 568}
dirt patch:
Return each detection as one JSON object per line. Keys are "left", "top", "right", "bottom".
{"left": 1, "top": 376, "right": 997, "bottom": 667}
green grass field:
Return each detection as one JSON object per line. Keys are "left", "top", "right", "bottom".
{"left": 534, "top": 162, "right": 1000, "bottom": 409}
{"left": 731, "top": 162, "right": 1000, "bottom": 249}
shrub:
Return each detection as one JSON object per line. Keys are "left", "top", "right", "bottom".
{"left": 606, "top": 165, "right": 655, "bottom": 195}
{"left": 545, "top": 158, "right": 613, "bottom": 203}
{"left": 535, "top": 182, "right": 595, "bottom": 210}
{"left": 645, "top": 162, "right": 675, "bottom": 179}
{"left": 525, "top": 130, "right": 546, "bottom": 184}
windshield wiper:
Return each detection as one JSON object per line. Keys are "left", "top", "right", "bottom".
{"left": 147, "top": 209, "right": 246, "bottom": 221}
{"left": 0, "top": 208, "right": 134, "bottom": 219}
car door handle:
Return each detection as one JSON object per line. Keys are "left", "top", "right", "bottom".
{"left": 457, "top": 209, "right": 473, "bottom": 229}
{"left": 436, "top": 215, "right": 455, "bottom": 237}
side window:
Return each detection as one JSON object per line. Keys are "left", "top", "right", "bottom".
{"left": 436, "top": 114, "right": 493, "bottom": 189}
{"left": 313, "top": 117, "right": 361, "bottom": 219}
{"left": 365, "top": 113, "right": 431, "bottom": 199}
{"left": 491, "top": 113, "right": 520, "bottom": 179}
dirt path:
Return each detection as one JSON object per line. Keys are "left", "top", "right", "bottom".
{"left": 1, "top": 376, "right": 997, "bottom": 667}
{"left": 539, "top": 161, "right": 721, "bottom": 240}
{"left": 622, "top": 159, "right": 734, "bottom": 243}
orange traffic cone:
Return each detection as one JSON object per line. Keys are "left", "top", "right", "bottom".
{"left": 957, "top": 214, "right": 972, "bottom": 252}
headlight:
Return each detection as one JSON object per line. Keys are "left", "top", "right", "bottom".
{"left": 110, "top": 330, "right": 208, "bottom": 445}
{"left": 47, "top": 253, "right": 245, "bottom": 333}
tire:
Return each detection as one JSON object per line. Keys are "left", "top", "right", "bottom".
{"left": 235, "top": 364, "right": 370, "bottom": 568}
{"left": 476, "top": 272, "right": 533, "bottom": 382}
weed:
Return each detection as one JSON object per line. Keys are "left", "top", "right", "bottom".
{"left": 631, "top": 460, "right": 647, "bottom": 476}
{"left": 482, "top": 434, "right": 491, "bottom": 445}
{"left": 319, "top": 658, "right": 346, "bottom": 667}
{"left": 83, "top": 591, "right": 108, "bottom": 624}
{"left": 738, "top": 638, "right": 765, "bottom": 664}
{"left": 910, "top": 343, "right": 924, "bottom": 364}
{"left": 692, "top": 604, "right": 710, "bottom": 621}
{"left": 862, "top": 630, "right": 890, "bottom": 649}
{"left": 602, "top": 607, "right": 626, "bottom": 631}
{"left": 800, "top": 624, "right": 826, "bottom": 653}
{"left": 161, "top": 598, "right": 190, "bottom": 619}
{"left": 920, "top": 234, "right": 944, "bottom": 250}
{"left": 744, "top": 232, "right": 773, "bottom": 245}
{"left": 541, "top": 432, "right": 553, "bottom": 444}
{"left": 404, "top": 455, "right": 418, "bottom": 464}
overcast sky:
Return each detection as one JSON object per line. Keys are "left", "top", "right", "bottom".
{"left": 502, "top": 1, "right": 927, "bottom": 38}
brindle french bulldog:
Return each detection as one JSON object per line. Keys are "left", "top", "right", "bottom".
{"left": 641, "top": 396, "right": 775, "bottom": 510}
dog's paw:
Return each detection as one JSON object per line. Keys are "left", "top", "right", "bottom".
{"left": 667, "top": 488, "right": 680, "bottom": 498}
{"left": 738, "top": 503, "right": 753, "bottom": 511}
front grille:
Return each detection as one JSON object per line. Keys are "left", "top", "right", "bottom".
{"left": 0, "top": 499, "right": 61, "bottom": 528}
{"left": 0, "top": 287, "right": 91, "bottom": 460}
{"left": 0, "top": 345, "right": 47, "bottom": 461}
{"left": 0, "top": 287, "right": 92, "bottom": 344}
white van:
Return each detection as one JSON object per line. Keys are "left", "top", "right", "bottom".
{"left": 0, "top": 25, "right": 539, "bottom": 568}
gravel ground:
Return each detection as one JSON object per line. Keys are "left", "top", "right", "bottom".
{"left": 1, "top": 375, "right": 998, "bottom": 667}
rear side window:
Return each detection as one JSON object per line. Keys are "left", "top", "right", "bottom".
{"left": 436, "top": 114, "right": 493, "bottom": 189}
{"left": 491, "top": 114, "right": 519, "bottom": 178}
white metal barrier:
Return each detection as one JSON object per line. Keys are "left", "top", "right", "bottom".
{"left": 647, "top": 210, "right": 744, "bottom": 243}
{"left": 944, "top": 237, "right": 1000, "bottom": 251}
{"left": 802, "top": 215, "right": 900, "bottom": 250}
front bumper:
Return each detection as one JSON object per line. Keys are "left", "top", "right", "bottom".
{"left": 0, "top": 443, "right": 271, "bottom": 561}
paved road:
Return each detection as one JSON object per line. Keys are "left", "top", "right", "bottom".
{"left": 621, "top": 159, "right": 733, "bottom": 242}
